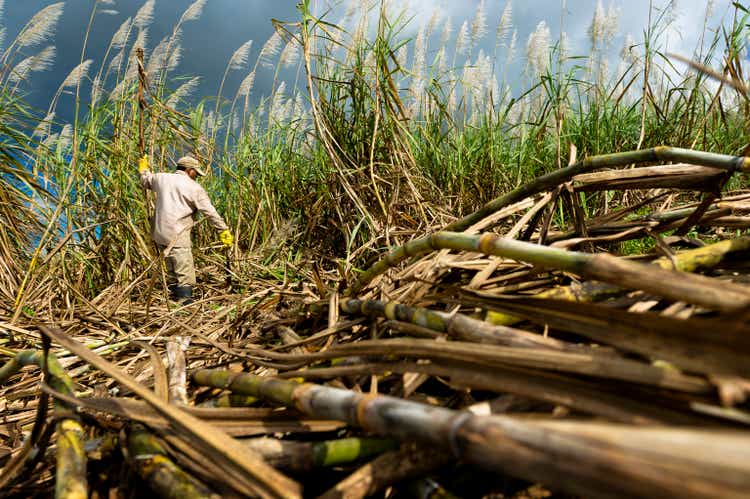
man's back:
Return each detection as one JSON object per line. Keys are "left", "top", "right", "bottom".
{"left": 140, "top": 169, "right": 228, "bottom": 248}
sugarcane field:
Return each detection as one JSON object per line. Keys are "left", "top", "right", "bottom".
{"left": 3, "top": 0, "right": 750, "bottom": 498}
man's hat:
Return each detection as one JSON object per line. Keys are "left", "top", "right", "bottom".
{"left": 176, "top": 156, "right": 206, "bottom": 176}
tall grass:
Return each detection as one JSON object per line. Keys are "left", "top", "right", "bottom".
{"left": 1, "top": 0, "right": 749, "bottom": 313}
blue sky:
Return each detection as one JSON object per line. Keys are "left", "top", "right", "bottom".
{"left": 3, "top": 0, "right": 733, "bottom": 120}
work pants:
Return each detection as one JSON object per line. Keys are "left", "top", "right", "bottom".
{"left": 158, "top": 245, "right": 196, "bottom": 286}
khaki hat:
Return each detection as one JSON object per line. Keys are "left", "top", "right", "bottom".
{"left": 176, "top": 156, "right": 206, "bottom": 176}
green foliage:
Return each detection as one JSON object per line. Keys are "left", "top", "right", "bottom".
{"left": 1, "top": 0, "right": 750, "bottom": 306}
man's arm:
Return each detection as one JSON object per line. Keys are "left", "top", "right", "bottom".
{"left": 193, "top": 187, "right": 229, "bottom": 232}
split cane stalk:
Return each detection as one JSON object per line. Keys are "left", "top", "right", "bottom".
{"left": 0, "top": 350, "right": 86, "bottom": 499}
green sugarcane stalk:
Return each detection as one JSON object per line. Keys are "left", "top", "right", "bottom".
{"left": 192, "top": 369, "right": 750, "bottom": 498}
{"left": 487, "top": 236, "right": 750, "bottom": 325}
{"left": 347, "top": 231, "right": 750, "bottom": 312}
{"left": 127, "top": 425, "right": 219, "bottom": 499}
{"left": 340, "top": 298, "right": 569, "bottom": 350}
{"left": 444, "top": 146, "right": 750, "bottom": 233}
{"left": 0, "top": 350, "right": 86, "bottom": 499}
{"left": 242, "top": 437, "right": 397, "bottom": 471}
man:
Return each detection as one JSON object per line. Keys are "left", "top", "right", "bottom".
{"left": 138, "top": 154, "right": 233, "bottom": 304}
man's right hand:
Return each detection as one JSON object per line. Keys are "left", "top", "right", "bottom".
{"left": 138, "top": 155, "right": 149, "bottom": 173}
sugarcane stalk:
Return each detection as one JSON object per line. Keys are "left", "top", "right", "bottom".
{"left": 127, "top": 424, "right": 219, "bottom": 499}
{"left": 348, "top": 231, "right": 750, "bottom": 312}
{"left": 0, "top": 350, "right": 86, "bottom": 499}
{"left": 340, "top": 298, "right": 572, "bottom": 351}
{"left": 192, "top": 369, "right": 750, "bottom": 498}
{"left": 487, "top": 235, "right": 750, "bottom": 325}
{"left": 444, "top": 146, "right": 750, "bottom": 233}
{"left": 242, "top": 437, "right": 397, "bottom": 471}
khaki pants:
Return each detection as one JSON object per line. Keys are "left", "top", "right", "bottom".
{"left": 158, "top": 245, "right": 196, "bottom": 286}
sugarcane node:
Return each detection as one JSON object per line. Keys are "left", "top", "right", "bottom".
{"left": 478, "top": 233, "right": 500, "bottom": 255}
{"left": 291, "top": 383, "right": 317, "bottom": 414}
{"left": 354, "top": 393, "right": 381, "bottom": 433}
{"left": 446, "top": 412, "right": 472, "bottom": 459}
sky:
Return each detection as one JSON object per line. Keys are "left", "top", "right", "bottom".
{"left": 2, "top": 0, "right": 734, "bottom": 121}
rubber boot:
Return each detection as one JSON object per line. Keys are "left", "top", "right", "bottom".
{"left": 173, "top": 285, "right": 194, "bottom": 305}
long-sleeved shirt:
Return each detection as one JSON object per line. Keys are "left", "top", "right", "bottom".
{"left": 140, "top": 169, "right": 228, "bottom": 248}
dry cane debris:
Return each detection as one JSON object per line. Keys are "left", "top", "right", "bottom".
{"left": 3, "top": 148, "right": 750, "bottom": 498}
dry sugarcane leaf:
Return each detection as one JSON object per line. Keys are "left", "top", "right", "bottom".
{"left": 573, "top": 164, "right": 725, "bottom": 192}
{"left": 37, "top": 326, "right": 301, "bottom": 499}
{"left": 131, "top": 340, "right": 168, "bottom": 401}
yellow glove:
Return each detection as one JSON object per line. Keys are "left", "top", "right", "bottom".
{"left": 137, "top": 155, "right": 149, "bottom": 173}
{"left": 219, "top": 229, "right": 233, "bottom": 248}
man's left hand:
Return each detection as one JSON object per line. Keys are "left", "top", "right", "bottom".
{"left": 219, "top": 229, "right": 233, "bottom": 248}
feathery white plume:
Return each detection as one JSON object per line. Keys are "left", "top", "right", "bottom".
{"left": 270, "top": 81, "right": 286, "bottom": 121}
{"left": 228, "top": 39, "right": 253, "bottom": 71}
{"left": 496, "top": 1, "right": 513, "bottom": 47}
{"left": 33, "top": 112, "right": 55, "bottom": 139}
{"left": 8, "top": 45, "right": 56, "bottom": 83}
{"left": 411, "top": 26, "right": 427, "bottom": 96}
{"left": 426, "top": 8, "right": 441, "bottom": 38}
{"left": 166, "top": 76, "right": 200, "bottom": 107}
{"left": 43, "top": 132, "right": 59, "bottom": 148}
{"left": 147, "top": 35, "right": 181, "bottom": 79}
{"left": 99, "top": 9, "right": 118, "bottom": 16}
{"left": 280, "top": 38, "right": 299, "bottom": 68}
{"left": 456, "top": 21, "right": 469, "bottom": 56}
{"left": 57, "top": 124, "right": 73, "bottom": 150}
{"left": 526, "top": 21, "right": 550, "bottom": 76}
{"left": 180, "top": 0, "right": 207, "bottom": 23}
{"left": 107, "top": 49, "right": 124, "bottom": 75}
{"left": 436, "top": 45, "right": 447, "bottom": 75}
{"left": 134, "top": 0, "right": 155, "bottom": 29}
{"left": 588, "top": 0, "right": 605, "bottom": 48}
{"left": 259, "top": 31, "right": 282, "bottom": 68}
{"left": 396, "top": 44, "right": 408, "bottom": 68}
{"left": 471, "top": 0, "right": 487, "bottom": 46}
{"left": 506, "top": 29, "right": 517, "bottom": 65}
{"left": 237, "top": 70, "right": 256, "bottom": 97}
{"left": 110, "top": 17, "right": 132, "bottom": 50}
{"left": 16, "top": 2, "right": 64, "bottom": 49}
{"left": 0, "top": 28, "right": 6, "bottom": 53}
{"left": 603, "top": 3, "right": 619, "bottom": 46}
{"left": 0, "top": 0, "right": 5, "bottom": 20}
{"left": 125, "top": 29, "right": 148, "bottom": 83}
{"left": 440, "top": 18, "right": 452, "bottom": 45}
{"left": 60, "top": 59, "right": 93, "bottom": 89}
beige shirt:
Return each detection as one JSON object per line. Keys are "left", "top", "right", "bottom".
{"left": 140, "top": 169, "right": 228, "bottom": 248}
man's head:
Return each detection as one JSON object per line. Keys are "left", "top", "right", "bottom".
{"left": 176, "top": 156, "right": 206, "bottom": 180}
